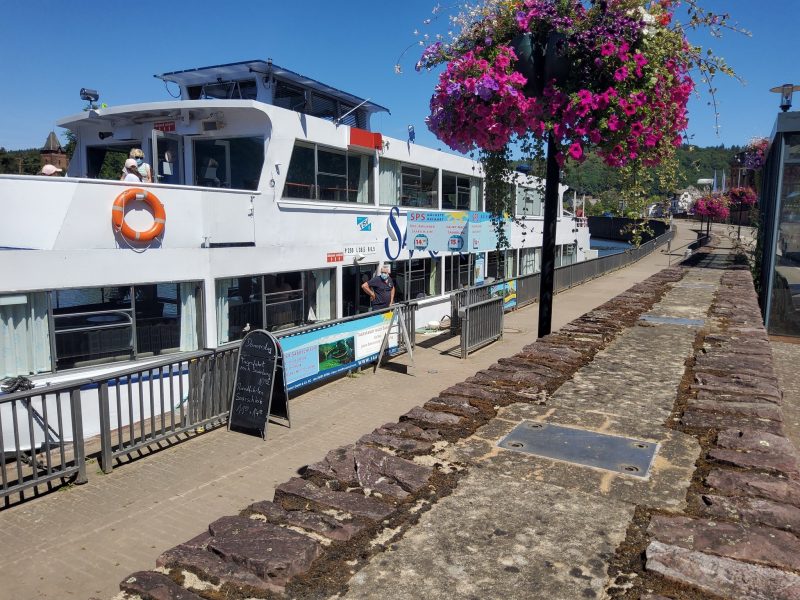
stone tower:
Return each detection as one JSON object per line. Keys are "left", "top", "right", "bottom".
{"left": 40, "top": 131, "right": 69, "bottom": 172}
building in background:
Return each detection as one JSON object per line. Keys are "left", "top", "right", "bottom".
{"left": 39, "top": 131, "right": 68, "bottom": 172}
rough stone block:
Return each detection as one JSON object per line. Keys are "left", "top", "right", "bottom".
{"left": 648, "top": 514, "right": 800, "bottom": 571}
{"left": 156, "top": 543, "right": 279, "bottom": 593}
{"left": 701, "top": 494, "right": 800, "bottom": 533}
{"left": 440, "top": 382, "right": 527, "bottom": 406}
{"left": 377, "top": 421, "right": 442, "bottom": 441}
{"left": 716, "top": 428, "right": 796, "bottom": 456}
{"left": 401, "top": 406, "right": 465, "bottom": 427}
{"left": 207, "top": 516, "right": 321, "bottom": 585}
{"left": 685, "top": 398, "right": 782, "bottom": 421}
{"left": 695, "top": 389, "right": 781, "bottom": 406}
{"left": 706, "top": 469, "right": 800, "bottom": 508}
{"left": 693, "top": 372, "right": 782, "bottom": 401}
{"left": 306, "top": 445, "right": 433, "bottom": 499}
{"left": 645, "top": 541, "right": 800, "bottom": 600}
{"left": 120, "top": 571, "right": 203, "bottom": 600}
{"left": 423, "top": 395, "right": 482, "bottom": 417}
{"left": 681, "top": 410, "right": 784, "bottom": 435}
{"left": 357, "top": 431, "right": 434, "bottom": 454}
{"left": 274, "top": 477, "right": 395, "bottom": 521}
{"left": 247, "top": 500, "right": 363, "bottom": 541}
{"left": 708, "top": 448, "right": 799, "bottom": 478}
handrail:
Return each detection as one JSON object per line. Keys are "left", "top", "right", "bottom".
{"left": 0, "top": 377, "right": 94, "bottom": 403}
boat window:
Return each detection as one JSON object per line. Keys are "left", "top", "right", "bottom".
{"left": 215, "top": 268, "right": 336, "bottom": 341}
{"left": 193, "top": 137, "right": 263, "bottom": 190}
{"left": 273, "top": 80, "right": 367, "bottom": 128}
{"left": 442, "top": 172, "right": 481, "bottom": 211}
{"left": 187, "top": 79, "right": 258, "bottom": 100}
{"left": 342, "top": 263, "right": 379, "bottom": 317}
{"left": 216, "top": 277, "right": 264, "bottom": 343}
{"left": 283, "top": 142, "right": 373, "bottom": 204}
{"left": 0, "top": 293, "right": 51, "bottom": 378}
{"left": 487, "top": 250, "right": 517, "bottom": 281}
{"left": 48, "top": 283, "right": 202, "bottom": 371}
{"left": 558, "top": 243, "right": 577, "bottom": 267}
{"left": 379, "top": 159, "right": 438, "bottom": 209}
{"left": 86, "top": 145, "right": 130, "bottom": 180}
{"left": 444, "top": 255, "right": 479, "bottom": 292}
{"left": 386, "top": 258, "right": 440, "bottom": 302}
{"left": 519, "top": 247, "right": 541, "bottom": 275}
{"left": 516, "top": 185, "right": 543, "bottom": 217}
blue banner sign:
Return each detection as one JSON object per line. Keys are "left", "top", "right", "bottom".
{"left": 406, "top": 211, "right": 468, "bottom": 253}
{"left": 406, "top": 211, "right": 510, "bottom": 254}
{"left": 279, "top": 311, "right": 399, "bottom": 391}
{"left": 466, "top": 212, "right": 512, "bottom": 252}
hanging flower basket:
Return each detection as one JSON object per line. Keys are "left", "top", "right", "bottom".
{"left": 694, "top": 193, "right": 730, "bottom": 220}
{"left": 727, "top": 186, "right": 758, "bottom": 207}
{"left": 742, "top": 137, "right": 768, "bottom": 171}
{"left": 421, "top": 0, "right": 694, "bottom": 169}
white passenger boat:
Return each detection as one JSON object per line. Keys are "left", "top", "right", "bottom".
{"left": 0, "top": 59, "right": 590, "bottom": 453}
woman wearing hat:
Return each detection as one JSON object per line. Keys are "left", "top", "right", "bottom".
{"left": 127, "top": 148, "right": 152, "bottom": 183}
{"left": 121, "top": 159, "right": 143, "bottom": 182}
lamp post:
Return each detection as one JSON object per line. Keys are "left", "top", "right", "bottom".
{"left": 770, "top": 83, "right": 800, "bottom": 112}
{"left": 510, "top": 31, "right": 569, "bottom": 338}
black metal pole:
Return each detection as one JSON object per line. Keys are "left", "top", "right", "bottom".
{"left": 538, "top": 131, "right": 560, "bottom": 338}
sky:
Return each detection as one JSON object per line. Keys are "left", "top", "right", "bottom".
{"left": 0, "top": 0, "right": 797, "bottom": 152}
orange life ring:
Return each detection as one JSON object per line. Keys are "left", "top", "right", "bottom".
{"left": 111, "top": 188, "right": 166, "bottom": 242}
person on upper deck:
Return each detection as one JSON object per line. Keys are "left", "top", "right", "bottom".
{"left": 126, "top": 148, "right": 152, "bottom": 183}
{"left": 121, "top": 159, "right": 143, "bottom": 183}
{"left": 361, "top": 265, "right": 395, "bottom": 311}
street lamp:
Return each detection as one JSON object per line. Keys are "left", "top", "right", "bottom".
{"left": 770, "top": 83, "right": 800, "bottom": 112}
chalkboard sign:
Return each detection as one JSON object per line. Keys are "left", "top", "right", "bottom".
{"left": 228, "top": 330, "right": 289, "bottom": 439}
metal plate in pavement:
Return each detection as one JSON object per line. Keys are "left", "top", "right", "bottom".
{"left": 497, "top": 421, "right": 658, "bottom": 478}
{"left": 639, "top": 315, "right": 705, "bottom": 327}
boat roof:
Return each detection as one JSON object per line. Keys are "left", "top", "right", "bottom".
{"left": 156, "top": 59, "right": 390, "bottom": 115}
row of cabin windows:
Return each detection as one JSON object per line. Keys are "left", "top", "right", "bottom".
{"left": 283, "top": 143, "right": 546, "bottom": 216}
{"left": 0, "top": 247, "right": 574, "bottom": 378}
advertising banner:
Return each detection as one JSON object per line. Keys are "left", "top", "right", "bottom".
{"left": 406, "top": 211, "right": 468, "bottom": 252}
{"left": 490, "top": 280, "right": 518, "bottom": 311}
{"left": 466, "top": 212, "right": 512, "bottom": 252}
{"left": 279, "top": 311, "right": 399, "bottom": 391}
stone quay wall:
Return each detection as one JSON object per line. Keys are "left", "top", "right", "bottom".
{"left": 641, "top": 263, "right": 800, "bottom": 600}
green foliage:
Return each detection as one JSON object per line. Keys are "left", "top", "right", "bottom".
{"left": 561, "top": 144, "right": 740, "bottom": 199}
{"left": 0, "top": 148, "right": 41, "bottom": 175}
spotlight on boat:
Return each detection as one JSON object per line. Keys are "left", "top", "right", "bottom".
{"left": 80, "top": 88, "right": 99, "bottom": 103}
{"left": 98, "top": 131, "right": 113, "bottom": 140}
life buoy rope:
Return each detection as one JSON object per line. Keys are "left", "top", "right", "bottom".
{"left": 111, "top": 188, "right": 166, "bottom": 242}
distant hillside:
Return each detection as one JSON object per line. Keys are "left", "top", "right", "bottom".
{"left": 559, "top": 144, "right": 740, "bottom": 197}
{"left": 0, "top": 147, "right": 43, "bottom": 175}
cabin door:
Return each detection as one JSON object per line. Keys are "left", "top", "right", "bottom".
{"left": 151, "top": 130, "right": 183, "bottom": 185}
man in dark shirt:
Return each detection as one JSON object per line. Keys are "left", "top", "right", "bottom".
{"left": 361, "top": 265, "right": 395, "bottom": 310}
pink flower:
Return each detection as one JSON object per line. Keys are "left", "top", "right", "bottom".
{"left": 630, "top": 122, "right": 644, "bottom": 137}
{"left": 607, "top": 114, "right": 621, "bottom": 131}
{"left": 614, "top": 67, "right": 628, "bottom": 82}
{"left": 568, "top": 142, "right": 584, "bottom": 160}
{"left": 600, "top": 42, "right": 616, "bottom": 57}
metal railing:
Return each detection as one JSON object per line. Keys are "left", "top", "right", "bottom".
{"left": 0, "top": 301, "right": 419, "bottom": 502}
{"left": 448, "top": 228, "right": 676, "bottom": 350}
{"left": 460, "top": 296, "right": 504, "bottom": 358}
{"left": 1, "top": 379, "right": 87, "bottom": 500}
{"left": 97, "top": 347, "right": 238, "bottom": 473}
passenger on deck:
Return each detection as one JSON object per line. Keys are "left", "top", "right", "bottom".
{"left": 121, "top": 159, "right": 143, "bottom": 183}
{"left": 128, "top": 148, "right": 152, "bottom": 183}
{"left": 39, "top": 164, "right": 63, "bottom": 176}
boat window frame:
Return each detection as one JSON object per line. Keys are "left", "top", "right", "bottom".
{"left": 282, "top": 141, "right": 374, "bottom": 205}
{"left": 43, "top": 280, "right": 205, "bottom": 374}
{"left": 191, "top": 135, "right": 265, "bottom": 191}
